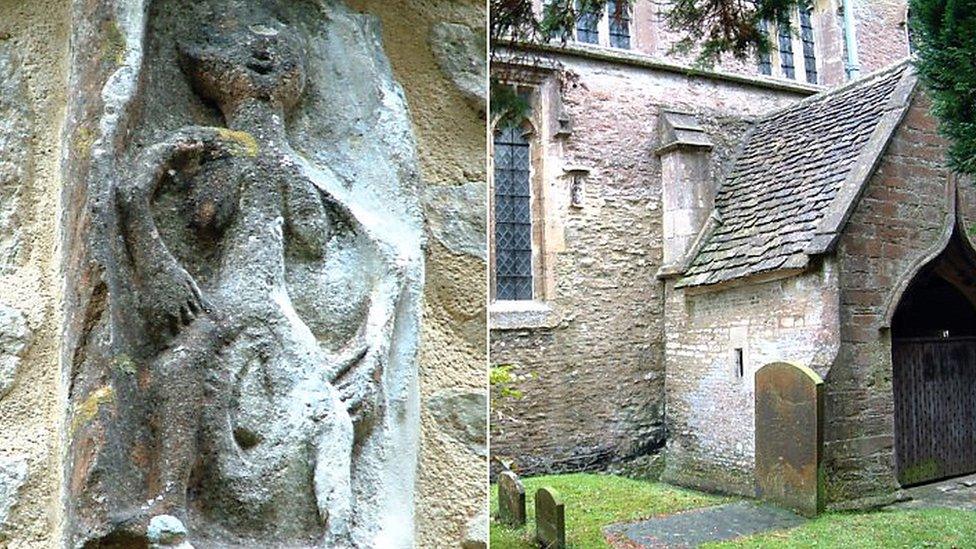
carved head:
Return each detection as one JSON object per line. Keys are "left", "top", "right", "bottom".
{"left": 178, "top": 18, "right": 307, "bottom": 113}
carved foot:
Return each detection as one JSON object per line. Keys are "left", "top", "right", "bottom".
{"left": 148, "top": 515, "right": 194, "bottom": 549}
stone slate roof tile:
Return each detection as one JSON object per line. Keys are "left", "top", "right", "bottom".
{"left": 678, "top": 61, "right": 917, "bottom": 288}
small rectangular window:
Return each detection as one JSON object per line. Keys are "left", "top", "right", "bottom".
{"left": 575, "top": 0, "right": 600, "bottom": 44}
{"left": 608, "top": 0, "right": 631, "bottom": 49}
{"left": 778, "top": 20, "right": 796, "bottom": 79}
{"left": 734, "top": 348, "right": 744, "bottom": 378}
{"left": 758, "top": 21, "right": 772, "bottom": 75}
{"left": 799, "top": 5, "right": 817, "bottom": 84}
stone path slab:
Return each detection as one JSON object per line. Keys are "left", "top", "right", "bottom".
{"left": 890, "top": 473, "right": 976, "bottom": 512}
{"left": 605, "top": 501, "right": 806, "bottom": 548}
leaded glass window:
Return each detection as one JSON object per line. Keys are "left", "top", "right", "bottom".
{"left": 778, "top": 20, "right": 795, "bottom": 79}
{"left": 758, "top": 21, "right": 772, "bottom": 75}
{"left": 608, "top": 0, "right": 631, "bottom": 49}
{"left": 494, "top": 125, "right": 533, "bottom": 301}
{"left": 799, "top": 5, "right": 817, "bottom": 84}
{"left": 575, "top": 1, "right": 600, "bottom": 44}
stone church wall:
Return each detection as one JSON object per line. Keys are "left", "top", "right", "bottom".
{"left": 662, "top": 265, "right": 841, "bottom": 496}
{"left": 0, "top": 1, "right": 70, "bottom": 546}
{"left": 490, "top": 52, "right": 809, "bottom": 475}
{"left": 827, "top": 92, "right": 956, "bottom": 505}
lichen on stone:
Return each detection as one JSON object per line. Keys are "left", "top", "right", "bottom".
{"left": 71, "top": 385, "right": 114, "bottom": 433}
{"left": 216, "top": 128, "right": 259, "bottom": 157}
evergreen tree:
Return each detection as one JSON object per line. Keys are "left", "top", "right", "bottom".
{"left": 911, "top": 0, "right": 976, "bottom": 175}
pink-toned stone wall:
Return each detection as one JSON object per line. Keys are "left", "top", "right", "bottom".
{"left": 662, "top": 266, "right": 841, "bottom": 496}
{"left": 529, "top": 0, "right": 910, "bottom": 88}
{"left": 827, "top": 92, "right": 956, "bottom": 503}
{"left": 853, "top": 0, "right": 912, "bottom": 76}
{"left": 490, "top": 51, "right": 810, "bottom": 475}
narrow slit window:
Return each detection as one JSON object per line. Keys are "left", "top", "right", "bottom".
{"left": 734, "top": 348, "right": 744, "bottom": 378}
{"left": 575, "top": 0, "right": 600, "bottom": 44}
{"left": 493, "top": 125, "right": 533, "bottom": 301}
{"left": 799, "top": 5, "right": 817, "bottom": 83}
{"left": 778, "top": 20, "right": 796, "bottom": 79}
{"left": 608, "top": 0, "right": 631, "bottom": 49}
{"left": 758, "top": 21, "right": 772, "bottom": 75}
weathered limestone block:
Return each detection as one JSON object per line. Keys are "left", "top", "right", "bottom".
{"left": 429, "top": 22, "right": 486, "bottom": 114}
{"left": 429, "top": 388, "right": 487, "bottom": 456}
{"left": 0, "top": 455, "right": 27, "bottom": 540}
{"left": 0, "top": 302, "right": 30, "bottom": 400}
{"left": 0, "top": 43, "right": 30, "bottom": 272}
{"left": 62, "top": 1, "right": 424, "bottom": 547}
{"left": 424, "top": 181, "right": 487, "bottom": 260}
{"left": 755, "top": 362, "right": 824, "bottom": 517}
{"left": 461, "top": 509, "right": 488, "bottom": 549}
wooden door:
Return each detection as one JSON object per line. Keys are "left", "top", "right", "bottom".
{"left": 893, "top": 336, "right": 976, "bottom": 486}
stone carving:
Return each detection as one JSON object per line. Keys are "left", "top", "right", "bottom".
{"left": 429, "top": 22, "right": 486, "bottom": 114}
{"left": 0, "top": 43, "right": 29, "bottom": 273}
{"left": 497, "top": 470, "right": 526, "bottom": 527}
{"left": 64, "top": 1, "right": 423, "bottom": 547}
{"left": 0, "top": 455, "right": 27, "bottom": 540}
{"left": 0, "top": 302, "right": 30, "bottom": 400}
{"left": 534, "top": 486, "right": 566, "bottom": 549}
{"left": 754, "top": 362, "right": 824, "bottom": 517}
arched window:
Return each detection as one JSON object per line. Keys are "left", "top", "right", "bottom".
{"left": 493, "top": 124, "right": 533, "bottom": 300}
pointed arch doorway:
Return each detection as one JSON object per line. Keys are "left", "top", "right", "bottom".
{"left": 892, "top": 230, "right": 976, "bottom": 486}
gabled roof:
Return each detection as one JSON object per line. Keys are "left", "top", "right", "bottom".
{"left": 678, "top": 60, "right": 918, "bottom": 288}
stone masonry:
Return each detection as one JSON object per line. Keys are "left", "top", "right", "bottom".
{"left": 490, "top": 53, "right": 812, "bottom": 474}
{"left": 491, "top": 0, "right": 928, "bottom": 508}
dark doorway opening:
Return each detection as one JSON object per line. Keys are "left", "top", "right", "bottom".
{"left": 892, "top": 232, "right": 976, "bottom": 486}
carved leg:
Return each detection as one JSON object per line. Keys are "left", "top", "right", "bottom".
{"left": 148, "top": 324, "right": 213, "bottom": 518}
{"left": 314, "top": 391, "right": 355, "bottom": 547}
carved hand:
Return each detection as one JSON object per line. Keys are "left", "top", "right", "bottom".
{"left": 138, "top": 258, "right": 210, "bottom": 335}
{"left": 118, "top": 126, "right": 241, "bottom": 335}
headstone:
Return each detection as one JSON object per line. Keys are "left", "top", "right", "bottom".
{"left": 534, "top": 486, "right": 565, "bottom": 549}
{"left": 497, "top": 471, "right": 526, "bottom": 527}
{"left": 755, "top": 361, "right": 824, "bottom": 517}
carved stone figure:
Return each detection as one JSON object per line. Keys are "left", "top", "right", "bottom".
{"left": 64, "top": 2, "right": 423, "bottom": 547}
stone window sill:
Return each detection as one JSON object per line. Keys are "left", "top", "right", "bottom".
{"left": 489, "top": 300, "right": 561, "bottom": 330}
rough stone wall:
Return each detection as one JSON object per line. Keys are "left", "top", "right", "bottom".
{"left": 853, "top": 0, "right": 911, "bottom": 76}
{"left": 662, "top": 265, "right": 841, "bottom": 496}
{"left": 826, "top": 92, "right": 953, "bottom": 504}
{"left": 490, "top": 53, "right": 809, "bottom": 476}
{"left": 346, "top": 0, "right": 488, "bottom": 546}
{"left": 0, "top": 1, "right": 69, "bottom": 546}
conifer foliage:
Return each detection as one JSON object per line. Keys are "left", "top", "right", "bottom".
{"left": 911, "top": 0, "right": 976, "bottom": 175}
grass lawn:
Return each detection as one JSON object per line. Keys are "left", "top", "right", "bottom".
{"left": 489, "top": 473, "right": 729, "bottom": 548}
{"left": 491, "top": 473, "right": 976, "bottom": 548}
{"left": 708, "top": 508, "right": 976, "bottom": 548}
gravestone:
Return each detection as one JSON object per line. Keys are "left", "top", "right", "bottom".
{"left": 755, "top": 362, "right": 824, "bottom": 517}
{"left": 534, "top": 486, "right": 565, "bottom": 549}
{"left": 497, "top": 471, "right": 526, "bottom": 527}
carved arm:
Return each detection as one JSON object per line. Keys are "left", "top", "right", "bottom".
{"left": 115, "top": 127, "right": 241, "bottom": 336}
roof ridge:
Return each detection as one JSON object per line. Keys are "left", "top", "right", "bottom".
{"left": 676, "top": 59, "right": 920, "bottom": 289}
{"left": 756, "top": 58, "right": 913, "bottom": 123}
